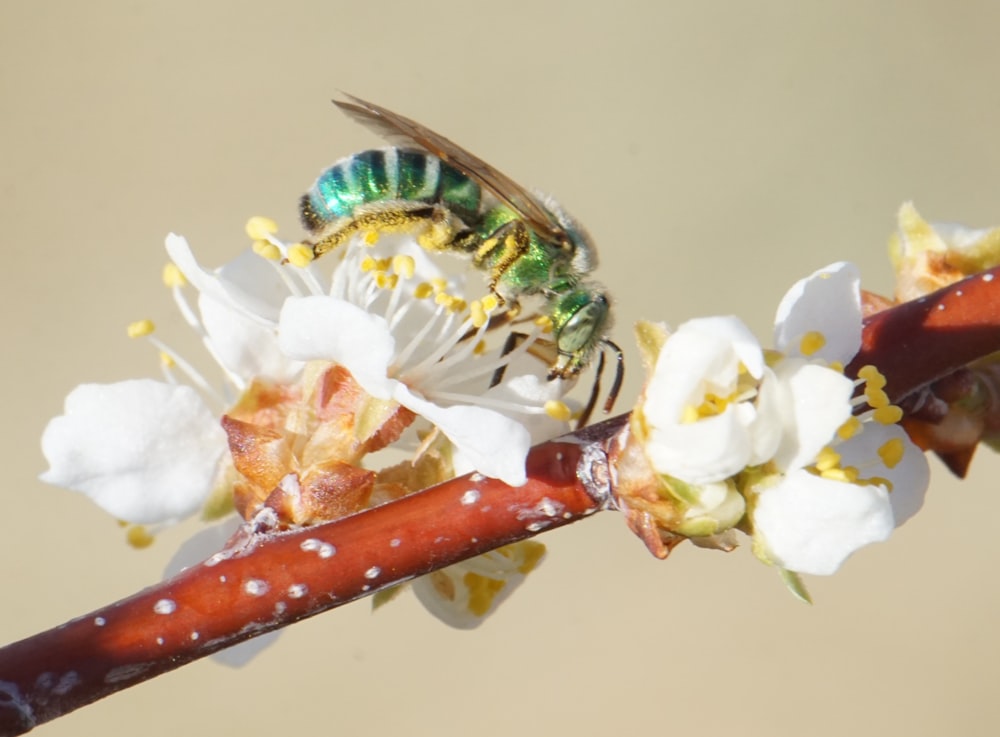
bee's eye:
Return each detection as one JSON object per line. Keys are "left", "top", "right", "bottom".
{"left": 557, "top": 295, "right": 609, "bottom": 356}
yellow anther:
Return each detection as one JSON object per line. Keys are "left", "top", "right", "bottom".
{"left": 828, "top": 361, "right": 845, "bottom": 374}
{"left": 361, "top": 256, "right": 377, "bottom": 272}
{"left": 873, "top": 404, "right": 903, "bottom": 425}
{"left": 286, "top": 243, "right": 315, "bottom": 268}
{"left": 545, "top": 400, "right": 573, "bottom": 422}
{"left": 867, "top": 476, "right": 894, "bottom": 492}
{"left": 430, "top": 277, "right": 448, "bottom": 293}
{"left": 392, "top": 254, "right": 415, "bottom": 279}
{"left": 535, "top": 314, "right": 554, "bottom": 333}
{"left": 374, "top": 272, "right": 398, "bottom": 290}
{"left": 159, "top": 351, "right": 176, "bottom": 368}
{"left": 125, "top": 524, "right": 155, "bottom": 549}
{"left": 814, "top": 446, "right": 841, "bottom": 472}
{"left": 252, "top": 240, "right": 282, "bottom": 261}
{"left": 865, "top": 387, "right": 890, "bottom": 408}
{"left": 363, "top": 230, "right": 380, "bottom": 245}
{"left": 858, "top": 365, "right": 887, "bottom": 389}
{"left": 799, "top": 331, "right": 826, "bottom": 356}
{"left": 127, "top": 319, "right": 155, "bottom": 338}
{"left": 413, "top": 282, "right": 435, "bottom": 299}
{"left": 470, "top": 300, "right": 488, "bottom": 328}
{"left": 473, "top": 339, "right": 487, "bottom": 356}
{"left": 434, "top": 292, "right": 452, "bottom": 307}
{"left": 463, "top": 572, "right": 506, "bottom": 617}
{"left": 515, "top": 541, "right": 546, "bottom": 574}
{"left": 842, "top": 466, "right": 859, "bottom": 483}
{"left": 681, "top": 404, "right": 700, "bottom": 424}
{"left": 820, "top": 467, "right": 851, "bottom": 482}
{"left": 481, "top": 294, "right": 500, "bottom": 313}
{"left": 837, "top": 416, "right": 862, "bottom": 440}
{"left": 450, "top": 298, "right": 467, "bottom": 313}
{"left": 878, "top": 437, "right": 905, "bottom": 468}
{"left": 245, "top": 216, "right": 279, "bottom": 241}
{"left": 161, "top": 262, "right": 186, "bottom": 288}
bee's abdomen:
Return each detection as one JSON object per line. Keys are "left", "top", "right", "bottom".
{"left": 300, "top": 148, "right": 482, "bottom": 233}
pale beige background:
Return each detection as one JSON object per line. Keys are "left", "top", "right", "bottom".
{"left": 3, "top": 2, "right": 999, "bottom": 735}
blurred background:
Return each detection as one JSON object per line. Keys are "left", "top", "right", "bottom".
{"left": 3, "top": 2, "right": 1000, "bottom": 735}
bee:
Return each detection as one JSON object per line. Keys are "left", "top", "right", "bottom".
{"left": 300, "top": 95, "right": 622, "bottom": 421}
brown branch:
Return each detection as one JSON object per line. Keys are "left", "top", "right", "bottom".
{"left": 0, "top": 421, "right": 621, "bottom": 736}
{"left": 848, "top": 266, "right": 1000, "bottom": 401}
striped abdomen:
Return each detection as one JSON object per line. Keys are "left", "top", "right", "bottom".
{"left": 299, "top": 148, "right": 483, "bottom": 234}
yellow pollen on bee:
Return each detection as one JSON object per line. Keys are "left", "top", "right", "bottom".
{"left": 413, "top": 282, "right": 435, "bottom": 299}
{"left": 161, "top": 263, "right": 186, "bottom": 288}
{"left": 252, "top": 240, "right": 282, "bottom": 261}
{"left": 545, "top": 400, "right": 573, "bottom": 422}
{"left": 364, "top": 230, "right": 380, "bottom": 245}
{"left": 245, "top": 216, "right": 279, "bottom": 241}
{"left": 127, "top": 319, "right": 155, "bottom": 338}
{"left": 392, "top": 254, "right": 415, "bottom": 279}
{"left": 873, "top": 405, "right": 903, "bottom": 425}
{"left": 159, "top": 351, "right": 176, "bottom": 368}
{"left": 878, "top": 437, "right": 905, "bottom": 468}
{"left": 837, "top": 416, "right": 862, "bottom": 440}
{"left": 799, "top": 331, "right": 826, "bottom": 356}
{"left": 814, "top": 446, "right": 841, "bottom": 472}
{"left": 125, "top": 524, "right": 156, "bottom": 549}
{"left": 286, "top": 243, "right": 315, "bottom": 268}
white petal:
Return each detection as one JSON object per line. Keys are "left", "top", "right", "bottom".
{"left": 165, "top": 235, "right": 281, "bottom": 325}
{"left": 199, "top": 292, "right": 301, "bottom": 383}
{"left": 278, "top": 296, "right": 396, "bottom": 399}
{"left": 40, "top": 380, "right": 227, "bottom": 524}
{"left": 395, "top": 384, "right": 530, "bottom": 487}
{"left": 644, "top": 316, "right": 762, "bottom": 426}
{"left": 753, "top": 469, "right": 895, "bottom": 575}
{"left": 774, "top": 262, "right": 862, "bottom": 362}
{"left": 837, "top": 422, "right": 929, "bottom": 526}
{"left": 746, "top": 369, "right": 783, "bottom": 465}
{"left": 771, "top": 359, "right": 854, "bottom": 471}
{"left": 645, "top": 404, "right": 753, "bottom": 484}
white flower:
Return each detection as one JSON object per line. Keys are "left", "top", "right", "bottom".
{"left": 641, "top": 315, "right": 778, "bottom": 485}
{"left": 748, "top": 262, "right": 929, "bottom": 576}
{"left": 633, "top": 261, "right": 930, "bottom": 580}
{"left": 41, "top": 226, "right": 564, "bottom": 529}
{"left": 276, "top": 235, "right": 565, "bottom": 487}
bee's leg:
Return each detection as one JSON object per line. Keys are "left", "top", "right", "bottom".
{"left": 472, "top": 220, "right": 531, "bottom": 295}
{"left": 309, "top": 204, "right": 449, "bottom": 258}
{"left": 575, "top": 349, "right": 606, "bottom": 429}
{"left": 601, "top": 339, "right": 625, "bottom": 415}
{"left": 489, "top": 329, "right": 530, "bottom": 388}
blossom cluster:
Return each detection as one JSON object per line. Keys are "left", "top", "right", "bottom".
{"left": 621, "top": 262, "right": 930, "bottom": 597}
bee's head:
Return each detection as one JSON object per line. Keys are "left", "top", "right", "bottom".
{"left": 547, "top": 286, "right": 610, "bottom": 378}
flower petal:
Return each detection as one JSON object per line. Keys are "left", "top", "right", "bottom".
{"left": 278, "top": 295, "right": 396, "bottom": 399}
{"left": 774, "top": 262, "right": 861, "bottom": 362}
{"left": 645, "top": 404, "right": 754, "bottom": 484}
{"left": 753, "top": 469, "right": 894, "bottom": 575}
{"left": 40, "top": 380, "right": 227, "bottom": 524}
{"left": 395, "top": 384, "right": 530, "bottom": 487}
{"left": 836, "top": 422, "right": 929, "bottom": 526}
{"left": 770, "top": 359, "right": 854, "bottom": 471}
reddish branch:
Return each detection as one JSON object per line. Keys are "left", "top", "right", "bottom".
{"left": 4, "top": 269, "right": 1000, "bottom": 734}
{"left": 0, "top": 427, "right": 619, "bottom": 736}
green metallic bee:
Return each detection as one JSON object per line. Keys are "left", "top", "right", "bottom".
{"left": 299, "top": 95, "right": 621, "bottom": 418}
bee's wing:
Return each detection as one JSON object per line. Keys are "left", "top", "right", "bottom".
{"left": 334, "top": 94, "right": 568, "bottom": 246}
